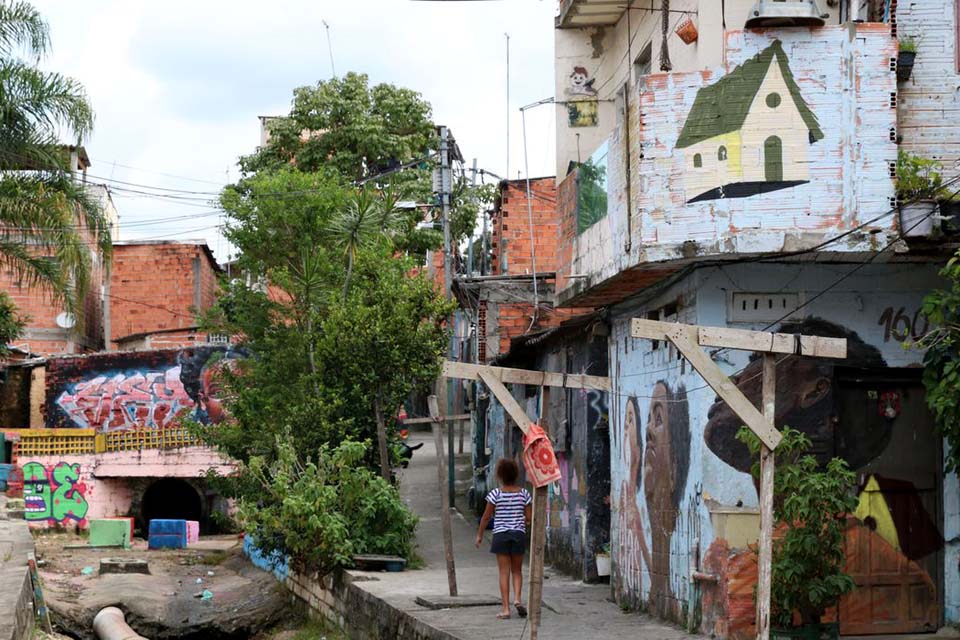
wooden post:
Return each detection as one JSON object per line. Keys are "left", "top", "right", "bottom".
{"left": 373, "top": 397, "right": 391, "bottom": 483}
{"left": 756, "top": 354, "right": 776, "bottom": 640}
{"left": 429, "top": 392, "right": 458, "bottom": 597}
{"left": 528, "top": 386, "right": 550, "bottom": 639}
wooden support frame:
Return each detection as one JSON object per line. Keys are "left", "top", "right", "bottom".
{"left": 428, "top": 392, "right": 458, "bottom": 597}
{"left": 440, "top": 362, "right": 607, "bottom": 638}
{"left": 629, "top": 318, "right": 847, "bottom": 640}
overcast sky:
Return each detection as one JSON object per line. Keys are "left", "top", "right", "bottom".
{"left": 32, "top": 0, "right": 558, "bottom": 261}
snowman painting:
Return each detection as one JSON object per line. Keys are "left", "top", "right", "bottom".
{"left": 568, "top": 66, "right": 597, "bottom": 96}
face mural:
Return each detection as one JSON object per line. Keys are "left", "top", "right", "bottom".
{"left": 616, "top": 396, "right": 649, "bottom": 596}
{"left": 50, "top": 347, "right": 243, "bottom": 430}
{"left": 704, "top": 318, "right": 886, "bottom": 473}
{"left": 642, "top": 382, "right": 690, "bottom": 619}
{"left": 23, "top": 461, "right": 88, "bottom": 524}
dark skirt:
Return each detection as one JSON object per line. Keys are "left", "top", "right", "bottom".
{"left": 490, "top": 530, "right": 527, "bottom": 555}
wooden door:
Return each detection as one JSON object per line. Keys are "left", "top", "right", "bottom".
{"left": 840, "top": 518, "right": 937, "bottom": 635}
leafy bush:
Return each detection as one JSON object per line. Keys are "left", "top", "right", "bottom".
{"left": 738, "top": 427, "right": 858, "bottom": 627}
{"left": 237, "top": 437, "right": 417, "bottom": 576}
{"left": 896, "top": 150, "right": 945, "bottom": 201}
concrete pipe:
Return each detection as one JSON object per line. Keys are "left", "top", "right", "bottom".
{"left": 92, "top": 607, "right": 149, "bottom": 640}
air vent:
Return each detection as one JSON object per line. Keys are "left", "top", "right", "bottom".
{"left": 730, "top": 292, "right": 800, "bottom": 323}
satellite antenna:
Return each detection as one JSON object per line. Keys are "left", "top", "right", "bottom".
{"left": 55, "top": 312, "right": 76, "bottom": 329}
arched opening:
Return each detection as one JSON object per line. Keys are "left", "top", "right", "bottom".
{"left": 718, "top": 146, "right": 728, "bottom": 161}
{"left": 141, "top": 478, "right": 203, "bottom": 528}
{"left": 693, "top": 153, "right": 702, "bottom": 168}
{"left": 764, "top": 136, "right": 783, "bottom": 181}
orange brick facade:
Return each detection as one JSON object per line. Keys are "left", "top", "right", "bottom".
{"left": 109, "top": 242, "right": 221, "bottom": 349}
{"left": 0, "top": 220, "right": 107, "bottom": 356}
{"left": 475, "top": 178, "right": 593, "bottom": 358}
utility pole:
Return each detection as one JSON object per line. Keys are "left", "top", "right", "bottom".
{"left": 439, "top": 126, "right": 456, "bottom": 507}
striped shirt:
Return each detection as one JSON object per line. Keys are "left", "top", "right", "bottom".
{"left": 486, "top": 488, "right": 532, "bottom": 534}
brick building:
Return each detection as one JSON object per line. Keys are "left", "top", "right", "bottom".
{"left": 109, "top": 240, "right": 222, "bottom": 350}
{"left": 456, "top": 177, "right": 593, "bottom": 362}
{"left": 0, "top": 151, "right": 118, "bottom": 356}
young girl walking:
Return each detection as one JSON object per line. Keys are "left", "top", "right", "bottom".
{"left": 475, "top": 458, "right": 532, "bottom": 620}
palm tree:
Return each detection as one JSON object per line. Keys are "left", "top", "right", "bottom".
{"left": 327, "top": 185, "right": 402, "bottom": 298}
{"left": 0, "top": 1, "right": 110, "bottom": 334}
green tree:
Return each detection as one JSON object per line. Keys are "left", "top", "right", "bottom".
{"left": 242, "top": 72, "right": 483, "bottom": 251}
{"left": 918, "top": 250, "right": 960, "bottom": 471}
{"left": 0, "top": 1, "right": 110, "bottom": 325}
{"left": 199, "top": 170, "right": 450, "bottom": 471}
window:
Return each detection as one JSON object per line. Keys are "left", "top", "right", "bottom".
{"left": 577, "top": 140, "right": 609, "bottom": 234}
{"left": 766, "top": 92, "right": 782, "bottom": 108}
{"left": 693, "top": 153, "right": 702, "bottom": 168}
{"left": 718, "top": 146, "right": 728, "bottom": 161}
{"left": 633, "top": 42, "right": 653, "bottom": 84}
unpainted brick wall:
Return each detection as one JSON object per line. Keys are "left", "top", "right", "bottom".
{"left": 110, "top": 243, "right": 219, "bottom": 345}
{"left": 491, "top": 178, "right": 559, "bottom": 277}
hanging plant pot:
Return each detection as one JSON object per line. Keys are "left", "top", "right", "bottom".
{"left": 771, "top": 622, "right": 840, "bottom": 640}
{"left": 595, "top": 552, "right": 611, "bottom": 577}
{"left": 899, "top": 199, "right": 938, "bottom": 238}
{"left": 675, "top": 18, "right": 698, "bottom": 45}
{"left": 897, "top": 50, "right": 916, "bottom": 82}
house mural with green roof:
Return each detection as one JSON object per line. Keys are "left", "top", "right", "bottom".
{"left": 677, "top": 40, "right": 825, "bottom": 204}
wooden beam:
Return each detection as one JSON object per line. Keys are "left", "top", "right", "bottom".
{"left": 799, "top": 335, "right": 847, "bottom": 359}
{"left": 698, "top": 326, "right": 796, "bottom": 355}
{"left": 428, "top": 393, "right": 458, "bottom": 597}
{"left": 668, "top": 327, "right": 782, "bottom": 450}
{"left": 477, "top": 369, "right": 535, "bottom": 436}
{"left": 634, "top": 318, "right": 848, "bottom": 360}
{"left": 443, "top": 361, "right": 610, "bottom": 391}
{"left": 402, "top": 413, "right": 470, "bottom": 425}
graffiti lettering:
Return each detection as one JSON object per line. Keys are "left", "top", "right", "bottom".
{"left": 55, "top": 367, "right": 194, "bottom": 430}
{"left": 23, "top": 461, "right": 88, "bottom": 524}
{"left": 878, "top": 306, "right": 928, "bottom": 343}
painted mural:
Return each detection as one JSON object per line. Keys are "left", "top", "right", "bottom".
{"left": 701, "top": 318, "right": 943, "bottom": 637}
{"left": 23, "top": 461, "right": 89, "bottom": 524}
{"left": 677, "top": 41, "right": 823, "bottom": 203}
{"left": 625, "top": 25, "right": 896, "bottom": 253}
{"left": 47, "top": 347, "right": 242, "bottom": 430}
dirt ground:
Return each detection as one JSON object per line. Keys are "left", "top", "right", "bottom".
{"left": 34, "top": 532, "right": 289, "bottom": 639}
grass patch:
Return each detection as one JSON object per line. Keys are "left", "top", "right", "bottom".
{"left": 263, "top": 616, "right": 346, "bottom": 639}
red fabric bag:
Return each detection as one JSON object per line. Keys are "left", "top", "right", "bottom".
{"left": 522, "top": 423, "right": 561, "bottom": 488}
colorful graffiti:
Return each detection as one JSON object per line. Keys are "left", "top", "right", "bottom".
{"left": 50, "top": 347, "right": 241, "bottom": 430}
{"left": 676, "top": 40, "right": 824, "bottom": 203}
{"left": 23, "top": 461, "right": 88, "bottom": 524}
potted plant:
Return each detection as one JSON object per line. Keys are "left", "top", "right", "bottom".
{"left": 897, "top": 149, "right": 945, "bottom": 237}
{"left": 738, "top": 427, "right": 858, "bottom": 640}
{"left": 595, "top": 543, "right": 611, "bottom": 577}
{"left": 897, "top": 37, "right": 918, "bottom": 83}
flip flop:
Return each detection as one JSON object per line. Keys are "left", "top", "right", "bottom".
{"left": 497, "top": 612, "right": 511, "bottom": 620}
{"left": 514, "top": 603, "right": 527, "bottom": 618}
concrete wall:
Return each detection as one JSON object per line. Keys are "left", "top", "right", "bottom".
{"left": 19, "top": 448, "right": 234, "bottom": 529}
{"left": 0, "top": 518, "right": 35, "bottom": 640}
{"left": 606, "top": 261, "right": 953, "bottom": 634}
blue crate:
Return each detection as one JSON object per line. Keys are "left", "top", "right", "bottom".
{"left": 148, "top": 532, "right": 186, "bottom": 550}
{"left": 148, "top": 519, "right": 187, "bottom": 535}
{"left": 0, "top": 463, "right": 13, "bottom": 491}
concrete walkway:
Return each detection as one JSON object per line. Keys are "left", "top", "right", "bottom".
{"left": 349, "top": 433, "right": 699, "bottom": 640}
{"left": 0, "top": 496, "right": 36, "bottom": 640}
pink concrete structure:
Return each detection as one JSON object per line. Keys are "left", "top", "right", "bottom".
{"left": 186, "top": 520, "right": 199, "bottom": 544}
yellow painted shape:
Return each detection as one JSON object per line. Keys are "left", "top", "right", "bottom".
{"left": 854, "top": 475, "right": 900, "bottom": 551}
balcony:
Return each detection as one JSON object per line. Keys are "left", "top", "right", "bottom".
{"left": 557, "top": 24, "right": 900, "bottom": 307}
{"left": 556, "top": 0, "right": 626, "bottom": 29}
